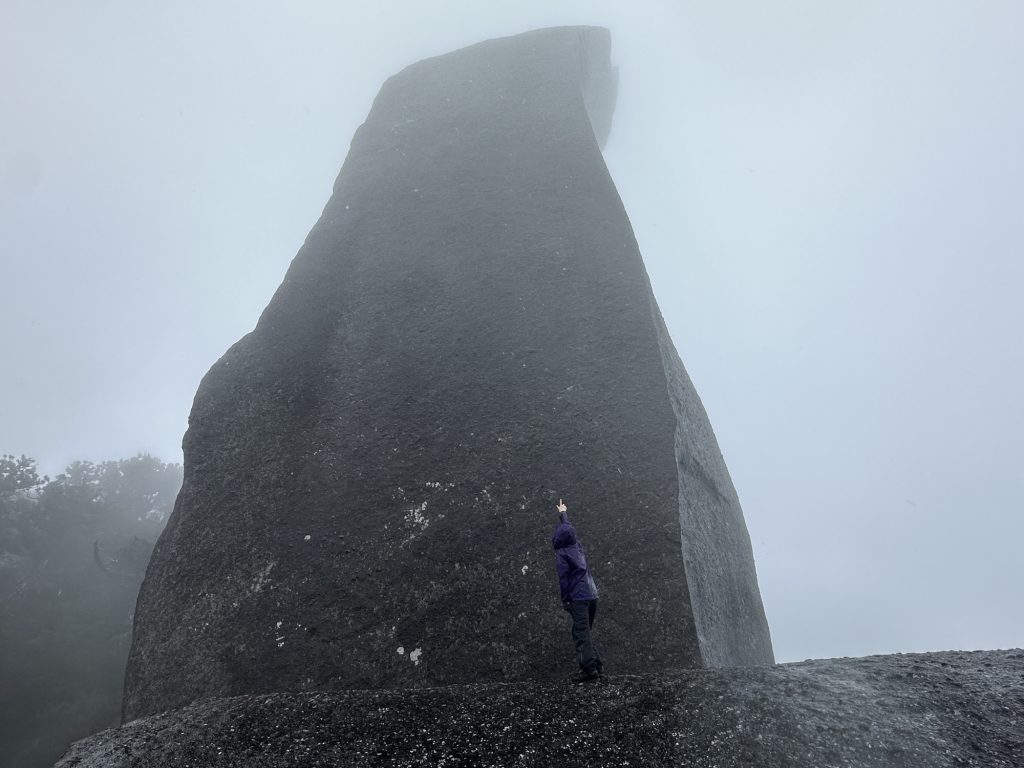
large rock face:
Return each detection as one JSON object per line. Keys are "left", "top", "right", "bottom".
{"left": 65, "top": 651, "right": 1024, "bottom": 767}
{"left": 124, "top": 26, "right": 772, "bottom": 721}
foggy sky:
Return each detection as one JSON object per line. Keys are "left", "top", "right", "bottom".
{"left": 2, "top": 1, "right": 1022, "bottom": 663}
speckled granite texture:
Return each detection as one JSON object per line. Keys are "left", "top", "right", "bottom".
{"left": 123, "top": 25, "right": 772, "bottom": 722}
{"left": 63, "top": 650, "right": 1023, "bottom": 767}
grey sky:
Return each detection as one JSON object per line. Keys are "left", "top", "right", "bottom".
{"left": 2, "top": 1, "right": 1022, "bottom": 663}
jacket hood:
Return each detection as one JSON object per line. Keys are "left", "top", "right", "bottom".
{"left": 553, "top": 514, "right": 577, "bottom": 548}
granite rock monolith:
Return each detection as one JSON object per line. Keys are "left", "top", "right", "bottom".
{"left": 123, "top": 26, "right": 773, "bottom": 722}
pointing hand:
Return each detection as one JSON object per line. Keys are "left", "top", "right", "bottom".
{"left": 556, "top": 499, "right": 567, "bottom": 514}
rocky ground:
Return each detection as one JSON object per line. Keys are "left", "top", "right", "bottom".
{"left": 57, "top": 649, "right": 1023, "bottom": 767}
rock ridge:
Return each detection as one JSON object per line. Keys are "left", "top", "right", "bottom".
{"left": 62, "top": 650, "right": 1024, "bottom": 767}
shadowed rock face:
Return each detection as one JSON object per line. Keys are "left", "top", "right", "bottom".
{"left": 123, "top": 26, "right": 772, "bottom": 721}
{"left": 66, "top": 651, "right": 1024, "bottom": 767}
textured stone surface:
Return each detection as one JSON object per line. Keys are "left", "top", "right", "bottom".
{"left": 65, "top": 650, "right": 1024, "bottom": 767}
{"left": 124, "top": 26, "right": 771, "bottom": 721}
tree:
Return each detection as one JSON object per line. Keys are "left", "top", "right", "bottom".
{"left": 0, "top": 453, "right": 182, "bottom": 768}
{"left": 0, "top": 454, "right": 46, "bottom": 494}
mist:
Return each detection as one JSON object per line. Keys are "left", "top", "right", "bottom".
{"left": 2, "top": 0, "right": 1022, "bottom": 672}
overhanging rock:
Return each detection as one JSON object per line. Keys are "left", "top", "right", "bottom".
{"left": 124, "top": 26, "right": 773, "bottom": 721}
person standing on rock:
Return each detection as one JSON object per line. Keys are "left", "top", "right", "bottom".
{"left": 552, "top": 499, "right": 603, "bottom": 683}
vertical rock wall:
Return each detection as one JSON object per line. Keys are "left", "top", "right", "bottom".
{"left": 124, "top": 26, "right": 772, "bottom": 721}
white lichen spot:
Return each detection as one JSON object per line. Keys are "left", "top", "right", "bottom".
{"left": 402, "top": 501, "right": 429, "bottom": 544}
{"left": 409, "top": 647, "right": 422, "bottom": 665}
{"left": 521, "top": 565, "right": 529, "bottom": 575}
{"left": 304, "top": 534, "right": 311, "bottom": 541}
{"left": 251, "top": 562, "right": 275, "bottom": 594}
{"left": 397, "top": 646, "right": 405, "bottom": 655}
{"left": 276, "top": 620, "right": 282, "bottom": 629}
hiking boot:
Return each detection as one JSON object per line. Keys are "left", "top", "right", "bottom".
{"left": 572, "top": 669, "right": 601, "bottom": 684}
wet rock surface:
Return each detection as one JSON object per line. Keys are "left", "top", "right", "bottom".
{"left": 62, "top": 650, "right": 1023, "bottom": 767}
{"left": 124, "top": 25, "right": 771, "bottom": 721}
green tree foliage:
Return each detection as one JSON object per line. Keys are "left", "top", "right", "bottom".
{"left": 0, "top": 454, "right": 182, "bottom": 768}
{"left": 0, "top": 454, "right": 46, "bottom": 493}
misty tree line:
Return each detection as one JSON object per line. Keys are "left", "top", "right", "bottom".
{"left": 0, "top": 453, "right": 181, "bottom": 768}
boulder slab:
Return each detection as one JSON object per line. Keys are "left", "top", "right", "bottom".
{"left": 65, "top": 650, "right": 1024, "bottom": 767}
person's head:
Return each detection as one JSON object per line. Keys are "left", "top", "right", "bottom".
{"left": 553, "top": 522, "right": 577, "bottom": 548}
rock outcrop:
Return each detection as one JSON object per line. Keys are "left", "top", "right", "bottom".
{"left": 123, "top": 26, "right": 772, "bottom": 721}
{"left": 64, "top": 650, "right": 1024, "bottom": 767}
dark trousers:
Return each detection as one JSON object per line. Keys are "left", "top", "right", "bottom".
{"left": 567, "top": 599, "right": 602, "bottom": 674}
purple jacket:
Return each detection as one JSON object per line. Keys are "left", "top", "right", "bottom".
{"left": 552, "top": 512, "right": 599, "bottom": 602}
